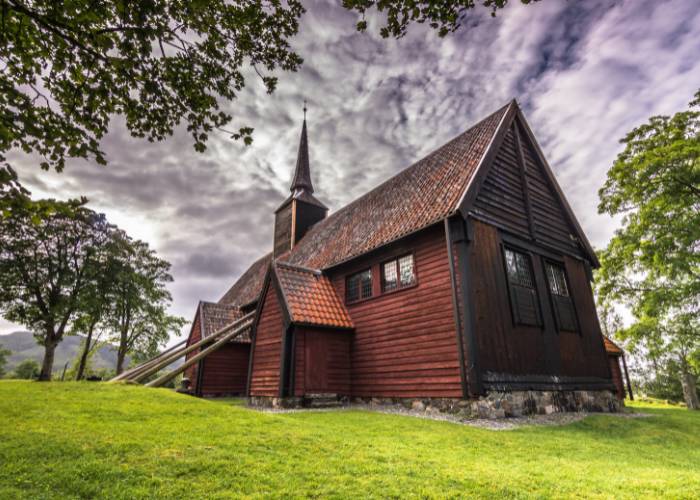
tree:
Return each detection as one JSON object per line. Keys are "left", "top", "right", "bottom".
{"left": 1, "top": 1, "right": 531, "bottom": 174}
{"left": 13, "top": 359, "right": 40, "bottom": 380}
{"left": 597, "top": 90, "right": 700, "bottom": 409}
{"left": 106, "top": 233, "right": 186, "bottom": 374}
{"left": 72, "top": 233, "right": 123, "bottom": 380}
{"left": 0, "top": 198, "right": 111, "bottom": 380}
{"left": 0, "top": 348, "right": 11, "bottom": 377}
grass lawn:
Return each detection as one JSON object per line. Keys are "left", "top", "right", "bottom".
{"left": 1, "top": 382, "right": 698, "bottom": 499}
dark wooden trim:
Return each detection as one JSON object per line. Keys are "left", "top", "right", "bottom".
{"left": 512, "top": 108, "right": 600, "bottom": 267}
{"left": 245, "top": 265, "right": 273, "bottom": 397}
{"left": 457, "top": 101, "right": 517, "bottom": 217}
{"left": 621, "top": 354, "right": 634, "bottom": 401}
{"left": 279, "top": 325, "right": 293, "bottom": 398}
{"left": 195, "top": 358, "right": 205, "bottom": 397}
{"left": 497, "top": 227, "right": 586, "bottom": 263}
{"left": 541, "top": 257, "right": 581, "bottom": 335}
{"left": 513, "top": 121, "right": 537, "bottom": 239}
{"left": 292, "top": 322, "right": 354, "bottom": 331}
{"left": 483, "top": 371, "right": 616, "bottom": 392}
{"left": 500, "top": 243, "right": 544, "bottom": 329}
{"left": 288, "top": 327, "right": 297, "bottom": 397}
{"left": 444, "top": 218, "right": 468, "bottom": 399}
{"left": 271, "top": 266, "right": 292, "bottom": 330}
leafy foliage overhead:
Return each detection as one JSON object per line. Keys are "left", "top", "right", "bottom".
{"left": 1, "top": 0, "right": 305, "bottom": 172}
{"left": 343, "top": 0, "right": 531, "bottom": 37}
{"left": 1, "top": 1, "right": 535, "bottom": 175}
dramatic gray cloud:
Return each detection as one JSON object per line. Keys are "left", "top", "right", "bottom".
{"left": 2, "top": 0, "right": 699, "bottom": 342}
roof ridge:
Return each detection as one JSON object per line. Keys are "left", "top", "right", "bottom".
{"left": 280, "top": 102, "right": 512, "bottom": 268}
{"left": 275, "top": 260, "right": 322, "bottom": 276}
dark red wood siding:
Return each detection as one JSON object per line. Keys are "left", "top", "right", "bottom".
{"left": 184, "top": 314, "right": 202, "bottom": 385}
{"left": 249, "top": 284, "right": 284, "bottom": 396}
{"left": 293, "top": 327, "right": 351, "bottom": 396}
{"left": 330, "top": 225, "right": 462, "bottom": 398}
{"left": 608, "top": 355, "right": 625, "bottom": 399}
{"left": 469, "top": 219, "right": 609, "bottom": 379}
{"left": 200, "top": 343, "right": 250, "bottom": 396}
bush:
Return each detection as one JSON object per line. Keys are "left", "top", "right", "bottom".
{"left": 13, "top": 359, "right": 40, "bottom": 380}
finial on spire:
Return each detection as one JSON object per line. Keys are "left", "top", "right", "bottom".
{"left": 303, "top": 99, "right": 307, "bottom": 121}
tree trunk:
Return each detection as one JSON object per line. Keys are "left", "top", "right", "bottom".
{"left": 116, "top": 347, "right": 127, "bottom": 375}
{"left": 39, "top": 341, "right": 58, "bottom": 381}
{"left": 680, "top": 369, "right": 699, "bottom": 410}
{"left": 76, "top": 324, "right": 95, "bottom": 381}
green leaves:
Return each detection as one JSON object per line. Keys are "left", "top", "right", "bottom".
{"left": 1, "top": 0, "right": 305, "bottom": 172}
{"left": 342, "top": 0, "right": 520, "bottom": 39}
{"left": 596, "top": 89, "right": 699, "bottom": 404}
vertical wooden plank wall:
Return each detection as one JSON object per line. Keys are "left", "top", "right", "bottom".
{"left": 249, "top": 286, "right": 284, "bottom": 396}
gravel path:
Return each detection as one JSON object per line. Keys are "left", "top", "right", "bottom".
{"left": 252, "top": 403, "right": 652, "bottom": 430}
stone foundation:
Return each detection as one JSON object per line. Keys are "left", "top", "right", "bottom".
{"left": 249, "top": 390, "right": 621, "bottom": 419}
{"left": 353, "top": 390, "right": 621, "bottom": 419}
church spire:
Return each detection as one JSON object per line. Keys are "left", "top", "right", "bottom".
{"left": 290, "top": 101, "right": 313, "bottom": 193}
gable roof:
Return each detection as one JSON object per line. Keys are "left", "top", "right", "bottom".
{"left": 200, "top": 301, "right": 251, "bottom": 342}
{"left": 273, "top": 262, "right": 353, "bottom": 329}
{"left": 218, "top": 253, "right": 272, "bottom": 307}
{"left": 604, "top": 337, "right": 624, "bottom": 356}
{"left": 216, "top": 100, "right": 598, "bottom": 309}
{"left": 281, "top": 103, "right": 511, "bottom": 270}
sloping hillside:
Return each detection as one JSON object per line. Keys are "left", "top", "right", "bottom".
{"left": 0, "top": 331, "right": 125, "bottom": 373}
{"left": 0, "top": 382, "right": 699, "bottom": 498}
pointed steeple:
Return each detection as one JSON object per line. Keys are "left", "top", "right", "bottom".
{"left": 272, "top": 102, "right": 328, "bottom": 257}
{"left": 290, "top": 117, "right": 313, "bottom": 193}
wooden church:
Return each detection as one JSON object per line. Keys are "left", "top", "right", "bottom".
{"left": 184, "top": 100, "right": 621, "bottom": 416}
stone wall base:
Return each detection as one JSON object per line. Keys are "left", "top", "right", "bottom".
{"left": 249, "top": 390, "right": 622, "bottom": 419}
{"left": 353, "top": 389, "right": 621, "bottom": 419}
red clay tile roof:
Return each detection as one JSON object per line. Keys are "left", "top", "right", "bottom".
{"left": 216, "top": 103, "right": 511, "bottom": 309}
{"left": 200, "top": 302, "right": 251, "bottom": 342}
{"left": 604, "top": 337, "right": 624, "bottom": 356}
{"left": 274, "top": 263, "right": 353, "bottom": 329}
{"left": 218, "top": 253, "right": 272, "bottom": 307}
{"left": 280, "top": 103, "right": 510, "bottom": 269}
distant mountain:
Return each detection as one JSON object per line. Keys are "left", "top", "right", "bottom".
{"left": 0, "top": 331, "right": 126, "bottom": 375}
{"left": 0, "top": 331, "right": 183, "bottom": 377}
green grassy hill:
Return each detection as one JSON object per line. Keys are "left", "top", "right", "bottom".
{"left": 1, "top": 382, "right": 698, "bottom": 499}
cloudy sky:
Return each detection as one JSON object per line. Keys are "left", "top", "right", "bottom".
{"left": 2, "top": 0, "right": 699, "bottom": 343}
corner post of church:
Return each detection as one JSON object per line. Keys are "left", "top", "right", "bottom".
{"left": 446, "top": 215, "right": 484, "bottom": 397}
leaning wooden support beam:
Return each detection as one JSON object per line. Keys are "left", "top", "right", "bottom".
{"left": 113, "top": 344, "right": 190, "bottom": 382}
{"left": 127, "top": 312, "right": 254, "bottom": 384}
{"left": 146, "top": 320, "right": 253, "bottom": 388}
{"left": 110, "top": 339, "right": 187, "bottom": 382}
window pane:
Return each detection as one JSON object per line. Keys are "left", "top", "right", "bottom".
{"left": 347, "top": 269, "right": 372, "bottom": 302}
{"left": 545, "top": 263, "right": 569, "bottom": 297}
{"left": 399, "top": 254, "right": 415, "bottom": 286}
{"left": 346, "top": 274, "right": 359, "bottom": 302}
{"left": 505, "top": 249, "right": 534, "bottom": 288}
{"left": 382, "top": 260, "right": 398, "bottom": 292}
{"left": 360, "top": 269, "right": 372, "bottom": 298}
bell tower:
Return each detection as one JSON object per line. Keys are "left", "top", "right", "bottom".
{"left": 273, "top": 104, "right": 328, "bottom": 257}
